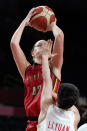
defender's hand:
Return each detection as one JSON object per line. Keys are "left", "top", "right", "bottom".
{"left": 35, "top": 39, "right": 53, "bottom": 58}
{"left": 41, "top": 39, "right": 52, "bottom": 57}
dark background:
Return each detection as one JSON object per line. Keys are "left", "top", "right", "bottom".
{"left": 0, "top": 0, "right": 87, "bottom": 96}
{"left": 0, "top": 0, "right": 87, "bottom": 130}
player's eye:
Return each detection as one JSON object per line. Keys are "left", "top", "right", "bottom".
{"left": 37, "top": 43, "right": 42, "bottom": 47}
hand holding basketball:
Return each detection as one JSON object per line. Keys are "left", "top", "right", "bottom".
{"left": 24, "top": 8, "right": 36, "bottom": 26}
{"left": 45, "top": 18, "right": 57, "bottom": 32}
{"left": 29, "top": 6, "right": 56, "bottom": 32}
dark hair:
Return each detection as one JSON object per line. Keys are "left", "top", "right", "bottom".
{"left": 58, "top": 83, "right": 80, "bottom": 109}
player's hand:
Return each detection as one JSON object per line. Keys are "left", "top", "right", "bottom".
{"left": 45, "top": 18, "right": 57, "bottom": 32}
{"left": 35, "top": 39, "right": 52, "bottom": 58}
{"left": 42, "top": 39, "right": 52, "bottom": 57}
{"left": 41, "top": 39, "right": 58, "bottom": 59}
{"left": 43, "top": 40, "right": 58, "bottom": 59}
{"left": 24, "top": 8, "right": 36, "bottom": 26}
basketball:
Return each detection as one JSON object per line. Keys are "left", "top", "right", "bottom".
{"left": 29, "top": 6, "right": 55, "bottom": 32}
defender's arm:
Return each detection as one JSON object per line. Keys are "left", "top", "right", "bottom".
{"left": 38, "top": 45, "right": 53, "bottom": 124}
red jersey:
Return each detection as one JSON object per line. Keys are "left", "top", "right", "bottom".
{"left": 24, "top": 64, "right": 60, "bottom": 117}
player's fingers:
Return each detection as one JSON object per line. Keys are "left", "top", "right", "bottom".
{"left": 43, "top": 46, "right": 49, "bottom": 51}
{"left": 28, "top": 10, "right": 37, "bottom": 24}
{"left": 29, "top": 8, "right": 35, "bottom": 13}
{"left": 41, "top": 45, "right": 50, "bottom": 54}
{"left": 47, "top": 39, "right": 53, "bottom": 44}
{"left": 30, "top": 11, "right": 37, "bottom": 18}
{"left": 28, "top": 8, "right": 36, "bottom": 19}
{"left": 45, "top": 44, "right": 51, "bottom": 50}
{"left": 47, "top": 39, "right": 53, "bottom": 49}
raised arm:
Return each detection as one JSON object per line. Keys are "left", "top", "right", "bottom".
{"left": 10, "top": 9, "right": 35, "bottom": 81}
{"left": 38, "top": 42, "right": 53, "bottom": 124}
{"left": 50, "top": 23, "right": 64, "bottom": 80}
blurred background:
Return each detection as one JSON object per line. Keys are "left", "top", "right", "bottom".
{"left": 0, "top": 0, "right": 87, "bottom": 130}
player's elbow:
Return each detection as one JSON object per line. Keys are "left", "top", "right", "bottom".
{"left": 10, "top": 41, "right": 19, "bottom": 53}
{"left": 10, "top": 36, "right": 19, "bottom": 47}
{"left": 10, "top": 37, "right": 15, "bottom": 46}
{"left": 10, "top": 39, "right": 19, "bottom": 50}
{"left": 10, "top": 41, "right": 15, "bottom": 50}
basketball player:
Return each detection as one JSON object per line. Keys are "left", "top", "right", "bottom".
{"left": 10, "top": 8, "right": 64, "bottom": 131}
{"left": 37, "top": 46, "right": 80, "bottom": 131}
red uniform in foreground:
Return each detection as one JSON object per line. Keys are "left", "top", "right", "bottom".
{"left": 24, "top": 64, "right": 60, "bottom": 131}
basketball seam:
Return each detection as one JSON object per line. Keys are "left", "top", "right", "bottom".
{"left": 30, "top": 6, "right": 54, "bottom": 27}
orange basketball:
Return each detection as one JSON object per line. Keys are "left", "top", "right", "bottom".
{"left": 29, "top": 6, "right": 55, "bottom": 32}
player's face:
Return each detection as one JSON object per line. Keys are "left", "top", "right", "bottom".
{"left": 33, "top": 40, "right": 48, "bottom": 56}
{"left": 32, "top": 39, "right": 52, "bottom": 64}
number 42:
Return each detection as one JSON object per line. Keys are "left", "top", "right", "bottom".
{"left": 32, "top": 85, "right": 41, "bottom": 95}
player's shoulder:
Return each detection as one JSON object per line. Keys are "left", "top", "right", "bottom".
{"left": 69, "top": 105, "right": 79, "bottom": 113}
{"left": 69, "top": 105, "right": 80, "bottom": 122}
